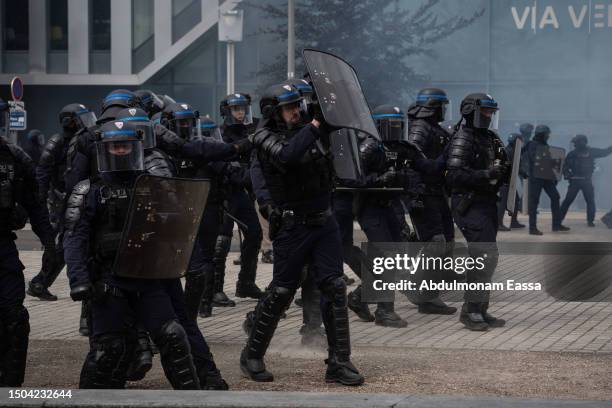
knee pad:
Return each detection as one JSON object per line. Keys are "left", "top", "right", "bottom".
{"left": 265, "top": 286, "right": 294, "bottom": 314}
{"left": 321, "top": 277, "right": 347, "bottom": 303}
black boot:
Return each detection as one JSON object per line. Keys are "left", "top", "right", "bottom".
{"left": 498, "top": 224, "right": 510, "bottom": 232}
{"left": 553, "top": 225, "right": 570, "bottom": 232}
{"left": 418, "top": 297, "right": 457, "bottom": 315}
{"left": 325, "top": 351, "right": 364, "bottom": 386}
{"left": 240, "top": 287, "right": 293, "bottom": 382}
{"left": 211, "top": 235, "right": 235, "bottom": 307}
{"left": 480, "top": 303, "right": 505, "bottom": 328}
{"left": 321, "top": 277, "right": 364, "bottom": 386}
{"left": 459, "top": 303, "right": 489, "bottom": 331}
{"left": 374, "top": 302, "right": 407, "bottom": 328}
{"left": 195, "top": 354, "right": 229, "bottom": 390}
{"left": 236, "top": 280, "right": 264, "bottom": 299}
{"left": 26, "top": 280, "right": 58, "bottom": 301}
{"left": 261, "top": 249, "right": 273, "bottom": 264}
{"left": 342, "top": 274, "right": 355, "bottom": 286}
{"left": 347, "top": 286, "right": 374, "bottom": 322}
{"left": 125, "top": 328, "right": 153, "bottom": 381}
{"left": 529, "top": 228, "right": 543, "bottom": 236}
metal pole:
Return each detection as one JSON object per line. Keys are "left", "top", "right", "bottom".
{"left": 287, "top": 0, "right": 295, "bottom": 79}
{"left": 227, "top": 41, "right": 235, "bottom": 94}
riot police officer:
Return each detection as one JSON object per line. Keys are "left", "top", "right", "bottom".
{"left": 0, "top": 135, "right": 56, "bottom": 387}
{"left": 522, "top": 125, "right": 568, "bottom": 235}
{"left": 446, "top": 93, "right": 508, "bottom": 331}
{"left": 405, "top": 88, "right": 457, "bottom": 315}
{"left": 497, "top": 133, "right": 525, "bottom": 231}
{"left": 212, "top": 93, "right": 264, "bottom": 311}
{"left": 134, "top": 89, "right": 164, "bottom": 118}
{"left": 160, "top": 103, "right": 249, "bottom": 321}
{"left": 519, "top": 123, "right": 534, "bottom": 144}
{"left": 63, "top": 121, "right": 202, "bottom": 390}
{"left": 28, "top": 104, "right": 97, "bottom": 301}
{"left": 242, "top": 83, "right": 363, "bottom": 385}
{"left": 560, "top": 134, "right": 612, "bottom": 226}
{"left": 22, "top": 129, "right": 45, "bottom": 163}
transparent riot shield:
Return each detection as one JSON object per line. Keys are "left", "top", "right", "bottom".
{"left": 112, "top": 174, "right": 210, "bottom": 279}
{"left": 533, "top": 145, "right": 566, "bottom": 181}
{"left": 302, "top": 49, "right": 380, "bottom": 140}
{"left": 330, "top": 128, "right": 364, "bottom": 183}
{"left": 507, "top": 137, "right": 523, "bottom": 214}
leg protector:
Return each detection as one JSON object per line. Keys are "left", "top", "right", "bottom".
{"left": 79, "top": 334, "right": 129, "bottom": 389}
{"left": 125, "top": 326, "right": 153, "bottom": 381}
{"left": 212, "top": 235, "right": 232, "bottom": 294}
{"left": 184, "top": 268, "right": 209, "bottom": 321}
{"left": 320, "top": 277, "right": 351, "bottom": 361}
{"left": 1, "top": 306, "right": 30, "bottom": 387}
{"left": 154, "top": 320, "right": 200, "bottom": 390}
{"left": 245, "top": 286, "right": 294, "bottom": 359}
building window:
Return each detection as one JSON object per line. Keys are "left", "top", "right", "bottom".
{"left": 48, "top": 0, "right": 68, "bottom": 50}
{"left": 133, "top": 0, "right": 155, "bottom": 72}
{"left": 90, "top": 0, "right": 111, "bottom": 51}
{"left": 172, "top": 0, "right": 201, "bottom": 43}
{"left": 3, "top": 0, "right": 29, "bottom": 51}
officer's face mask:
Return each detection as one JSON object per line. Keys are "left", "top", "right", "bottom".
{"left": 473, "top": 106, "right": 499, "bottom": 130}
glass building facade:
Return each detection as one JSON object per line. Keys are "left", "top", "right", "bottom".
{"left": 1, "top": 0, "right": 612, "bottom": 206}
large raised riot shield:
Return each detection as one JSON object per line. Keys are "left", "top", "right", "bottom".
{"left": 112, "top": 174, "right": 210, "bottom": 279}
{"left": 507, "top": 138, "right": 523, "bottom": 215}
{"left": 330, "top": 128, "right": 365, "bottom": 183}
{"left": 533, "top": 145, "right": 565, "bottom": 181}
{"left": 302, "top": 49, "right": 380, "bottom": 140}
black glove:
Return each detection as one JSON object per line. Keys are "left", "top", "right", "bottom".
{"left": 376, "top": 169, "right": 397, "bottom": 186}
{"left": 70, "top": 283, "right": 92, "bottom": 301}
{"left": 234, "top": 138, "right": 253, "bottom": 155}
{"left": 487, "top": 164, "right": 507, "bottom": 180}
{"left": 312, "top": 103, "right": 341, "bottom": 134}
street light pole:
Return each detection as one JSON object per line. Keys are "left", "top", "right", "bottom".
{"left": 219, "top": 8, "right": 243, "bottom": 96}
{"left": 287, "top": 0, "right": 295, "bottom": 79}
{"left": 227, "top": 41, "right": 235, "bottom": 94}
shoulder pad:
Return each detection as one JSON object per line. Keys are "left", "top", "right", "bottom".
{"left": 145, "top": 149, "right": 175, "bottom": 177}
{"left": 40, "top": 134, "right": 64, "bottom": 165}
{"left": 64, "top": 179, "right": 91, "bottom": 233}
{"left": 446, "top": 129, "right": 474, "bottom": 169}
{"left": 250, "top": 128, "right": 286, "bottom": 159}
{"left": 407, "top": 120, "right": 430, "bottom": 150}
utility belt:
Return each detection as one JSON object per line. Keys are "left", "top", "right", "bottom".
{"left": 269, "top": 208, "right": 332, "bottom": 240}
{"left": 451, "top": 190, "right": 498, "bottom": 216}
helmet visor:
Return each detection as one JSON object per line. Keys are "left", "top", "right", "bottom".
{"left": 373, "top": 114, "right": 405, "bottom": 142}
{"left": 473, "top": 105, "right": 499, "bottom": 130}
{"left": 441, "top": 100, "right": 452, "bottom": 123}
{"left": 96, "top": 139, "right": 144, "bottom": 173}
{"left": 76, "top": 111, "right": 97, "bottom": 129}
{"left": 171, "top": 118, "right": 195, "bottom": 139}
{"left": 227, "top": 105, "right": 253, "bottom": 125}
{"left": 279, "top": 100, "right": 309, "bottom": 127}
